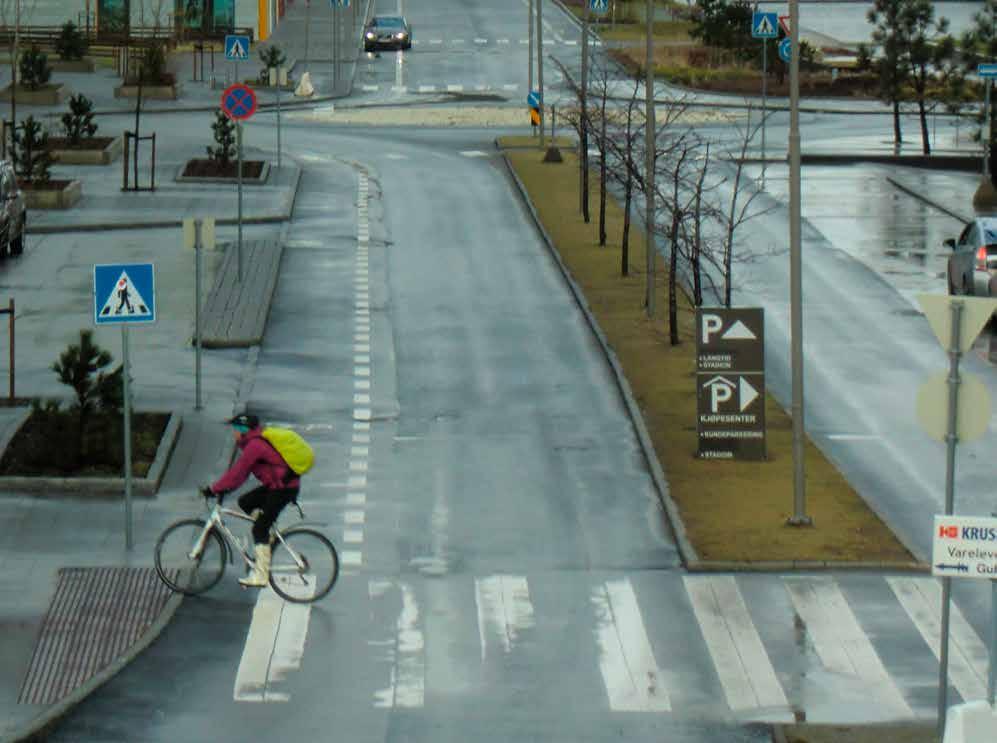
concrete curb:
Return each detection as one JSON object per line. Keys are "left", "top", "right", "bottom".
{"left": 0, "top": 412, "right": 183, "bottom": 497}
{"left": 886, "top": 175, "right": 973, "bottom": 225}
{"left": 497, "top": 143, "right": 700, "bottom": 567}
{"left": 686, "top": 559, "right": 929, "bottom": 573}
{"left": 3, "top": 590, "right": 184, "bottom": 743}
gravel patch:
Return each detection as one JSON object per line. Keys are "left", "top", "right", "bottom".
{"left": 292, "top": 104, "right": 739, "bottom": 128}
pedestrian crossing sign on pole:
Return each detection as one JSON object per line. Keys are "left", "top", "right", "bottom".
{"left": 225, "top": 35, "right": 250, "bottom": 61}
{"left": 93, "top": 263, "right": 156, "bottom": 325}
{"left": 589, "top": 0, "right": 609, "bottom": 14}
{"left": 751, "top": 12, "right": 778, "bottom": 39}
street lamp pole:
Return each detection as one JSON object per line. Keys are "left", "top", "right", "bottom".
{"left": 537, "top": 0, "right": 544, "bottom": 149}
{"left": 580, "top": 5, "right": 589, "bottom": 221}
{"left": 787, "top": 0, "right": 809, "bottom": 526}
{"left": 644, "top": 0, "right": 655, "bottom": 318}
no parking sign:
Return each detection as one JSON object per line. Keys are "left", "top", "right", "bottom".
{"left": 221, "top": 83, "right": 257, "bottom": 121}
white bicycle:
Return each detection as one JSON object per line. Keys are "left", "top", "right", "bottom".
{"left": 154, "top": 491, "right": 339, "bottom": 603}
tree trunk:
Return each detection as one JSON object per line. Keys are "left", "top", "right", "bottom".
{"left": 892, "top": 99, "right": 902, "bottom": 145}
{"left": 598, "top": 107, "right": 607, "bottom": 246}
{"left": 668, "top": 210, "right": 680, "bottom": 345}
{"left": 917, "top": 93, "right": 930, "bottom": 155}
{"left": 622, "top": 174, "right": 632, "bottom": 277}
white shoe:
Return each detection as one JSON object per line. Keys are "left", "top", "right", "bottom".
{"left": 239, "top": 544, "right": 271, "bottom": 588}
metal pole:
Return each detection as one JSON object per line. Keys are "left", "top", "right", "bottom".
{"left": 937, "top": 298, "right": 964, "bottom": 738}
{"left": 7, "top": 297, "right": 13, "bottom": 402}
{"left": 305, "top": 0, "right": 311, "bottom": 71}
{"left": 985, "top": 81, "right": 991, "bottom": 180}
{"left": 537, "top": 0, "right": 545, "bottom": 149}
{"left": 580, "top": 5, "right": 589, "bottom": 219}
{"left": 12, "top": 0, "right": 18, "bottom": 165}
{"left": 333, "top": 5, "right": 339, "bottom": 93}
{"left": 761, "top": 37, "right": 767, "bottom": 179}
{"left": 237, "top": 122, "right": 244, "bottom": 282}
{"left": 528, "top": 0, "right": 534, "bottom": 114}
{"left": 276, "top": 68, "right": 282, "bottom": 170}
{"left": 989, "top": 508, "right": 997, "bottom": 707}
{"left": 787, "top": 0, "right": 809, "bottom": 527}
{"left": 194, "top": 219, "right": 202, "bottom": 411}
{"left": 644, "top": 0, "right": 655, "bottom": 318}
{"left": 122, "top": 326, "right": 133, "bottom": 551}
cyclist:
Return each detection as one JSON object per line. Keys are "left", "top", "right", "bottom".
{"left": 202, "top": 413, "right": 300, "bottom": 588}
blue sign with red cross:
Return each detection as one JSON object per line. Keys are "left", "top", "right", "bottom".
{"left": 221, "top": 83, "right": 257, "bottom": 121}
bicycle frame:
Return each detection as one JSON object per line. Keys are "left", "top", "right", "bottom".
{"left": 189, "top": 501, "right": 311, "bottom": 572}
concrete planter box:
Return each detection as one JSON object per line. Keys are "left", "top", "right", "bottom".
{"left": 50, "top": 58, "right": 96, "bottom": 73}
{"left": 48, "top": 134, "right": 123, "bottom": 165}
{"left": 114, "top": 83, "right": 182, "bottom": 100}
{"left": 0, "top": 412, "right": 182, "bottom": 497}
{"left": 0, "top": 83, "right": 69, "bottom": 105}
{"left": 21, "top": 179, "right": 82, "bottom": 209}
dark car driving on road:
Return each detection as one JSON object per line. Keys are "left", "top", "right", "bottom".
{"left": 945, "top": 216, "right": 997, "bottom": 297}
{"left": 363, "top": 15, "right": 412, "bottom": 52}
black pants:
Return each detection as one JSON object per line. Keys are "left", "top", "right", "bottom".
{"left": 238, "top": 486, "right": 298, "bottom": 544}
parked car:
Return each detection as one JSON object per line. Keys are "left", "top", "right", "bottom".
{"left": 0, "top": 160, "right": 26, "bottom": 258}
{"left": 944, "top": 216, "right": 997, "bottom": 297}
{"left": 363, "top": 15, "right": 413, "bottom": 52}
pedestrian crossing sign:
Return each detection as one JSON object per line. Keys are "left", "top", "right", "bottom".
{"left": 93, "top": 263, "right": 156, "bottom": 325}
{"left": 751, "top": 12, "right": 778, "bottom": 39}
{"left": 225, "top": 35, "right": 250, "bottom": 61}
{"left": 589, "top": 0, "right": 609, "bottom": 14}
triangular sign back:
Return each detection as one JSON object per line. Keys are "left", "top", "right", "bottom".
{"left": 917, "top": 294, "right": 997, "bottom": 353}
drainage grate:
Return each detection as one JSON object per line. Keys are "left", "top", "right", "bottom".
{"left": 18, "top": 567, "right": 173, "bottom": 705}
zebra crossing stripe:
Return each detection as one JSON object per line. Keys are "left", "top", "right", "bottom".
{"left": 684, "top": 576, "right": 792, "bottom": 719}
{"left": 591, "top": 579, "right": 670, "bottom": 711}
{"left": 887, "top": 577, "right": 990, "bottom": 703}
{"left": 234, "top": 588, "right": 313, "bottom": 702}
{"left": 475, "top": 575, "right": 535, "bottom": 661}
{"left": 785, "top": 578, "right": 912, "bottom": 717}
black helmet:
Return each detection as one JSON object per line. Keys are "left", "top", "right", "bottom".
{"left": 226, "top": 412, "right": 260, "bottom": 430}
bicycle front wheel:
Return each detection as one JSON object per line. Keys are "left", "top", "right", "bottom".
{"left": 154, "top": 518, "right": 227, "bottom": 596}
{"left": 269, "top": 528, "right": 339, "bottom": 603}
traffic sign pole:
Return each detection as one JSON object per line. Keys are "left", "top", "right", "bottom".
{"left": 122, "top": 325, "right": 132, "bottom": 550}
{"left": 937, "top": 299, "right": 964, "bottom": 737}
{"left": 762, "top": 38, "right": 767, "bottom": 177}
{"left": 194, "top": 218, "right": 203, "bottom": 411}
{"left": 990, "top": 510, "right": 997, "bottom": 707}
{"left": 536, "top": 0, "right": 544, "bottom": 149}
{"left": 237, "top": 122, "right": 243, "bottom": 282}
{"left": 333, "top": 5, "right": 339, "bottom": 93}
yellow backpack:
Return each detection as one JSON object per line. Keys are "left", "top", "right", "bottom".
{"left": 261, "top": 427, "right": 315, "bottom": 476}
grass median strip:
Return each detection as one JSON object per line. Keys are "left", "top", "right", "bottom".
{"left": 499, "top": 138, "right": 915, "bottom": 565}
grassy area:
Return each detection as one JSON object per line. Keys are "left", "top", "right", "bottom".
{"left": 781, "top": 724, "right": 936, "bottom": 743}
{"left": 497, "top": 138, "right": 916, "bottom": 565}
{"left": 598, "top": 20, "right": 695, "bottom": 44}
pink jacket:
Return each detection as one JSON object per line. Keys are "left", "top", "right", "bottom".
{"left": 211, "top": 428, "right": 300, "bottom": 493}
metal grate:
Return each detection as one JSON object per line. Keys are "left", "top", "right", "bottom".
{"left": 18, "top": 567, "right": 173, "bottom": 705}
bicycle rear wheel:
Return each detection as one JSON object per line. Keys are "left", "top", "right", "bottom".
{"left": 269, "top": 528, "right": 339, "bottom": 603}
{"left": 154, "top": 518, "right": 227, "bottom": 596}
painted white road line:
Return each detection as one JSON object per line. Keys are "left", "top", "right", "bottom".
{"left": 447, "top": 84, "right": 463, "bottom": 92}
{"left": 372, "top": 581, "right": 425, "bottom": 708}
{"left": 591, "top": 579, "right": 670, "bottom": 711}
{"left": 887, "top": 577, "right": 990, "bottom": 703}
{"left": 684, "top": 575, "right": 792, "bottom": 720}
{"left": 418, "top": 85, "right": 436, "bottom": 93}
{"left": 474, "top": 38, "right": 487, "bottom": 44}
{"left": 785, "top": 577, "right": 912, "bottom": 717}
{"left": 460, "top": 150, "right": 489, "bottom": 158}
{"left": 362, "top": 84, "right": 378, "bottom": 91}
{"left": 234, "top": 588, "right": 313, "bottom": 702}
{"left": 344, "top": 529, "right": 364, "bottom": 544}
{"left": 475, "top": 575, "right": 535, "bottom": 661}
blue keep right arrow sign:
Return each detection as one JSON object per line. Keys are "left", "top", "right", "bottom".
{"left": 778, "top": 37, "right": 792, "bottom": 63}
{"left": 979, "top": 63, "right": 997, "bottom": 79}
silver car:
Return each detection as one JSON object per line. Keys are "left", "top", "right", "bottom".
{"left": 944, "top": 216, "right": 997, "bottom": 297}
{"left": 0, "top": 160, "right": 25, "bottom": 258}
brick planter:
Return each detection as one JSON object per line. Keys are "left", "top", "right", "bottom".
{"left": 48, "top": 134, "right": 123, "bottom": 165}
{"left": 0, "top": 83, "right": 70, "bottom": 105}
{"left": 113, "top": 83, "right": 183, "bottom": 100}
{"left": 20, "top": 179, "right": 82, "bottom": 209}
{"left": 50, "top": 58, "right": 96, "bottom": 73}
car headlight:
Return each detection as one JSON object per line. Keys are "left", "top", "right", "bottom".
{"left": 365, "top": 31, "right": 375, "bottom": 39}
{"left": 395, "top": 32, "right": 406, "bottom": 39}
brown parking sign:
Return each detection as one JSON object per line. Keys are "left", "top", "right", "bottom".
{"left": 695, "top": 308, "right": 766, "bottom": 459}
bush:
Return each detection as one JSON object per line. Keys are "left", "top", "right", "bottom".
{"left": 13, "top": 116, "right": 52, "bottom": 184}
{"left": 207, "top": 109, "right": 236, "bottom": 167}
{"left": 128, "top": 43, "right": 172, "bottom": 85}
{"left": 258, "top": 44, "right": 286, "bottom": 70}
{"left": 51, "top": 330, "right": 123, "bottom": 462}
{"left": 61, "top": 93, "right": 98, "bottom": 145}
{"left": 54, "top": 21, "right": 88, "bottom": 61}
{"left": 18, "top": 45, "right": 51, "bottom": 91}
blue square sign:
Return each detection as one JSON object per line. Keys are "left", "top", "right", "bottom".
{"left": 94, "top": 263, "right": 156, "bottom": 325}
{"left": 752, "top": 12, "right": 779, "bottom": 39}
{"left": 224, "top": 34, "right": 250, "bottom": 61}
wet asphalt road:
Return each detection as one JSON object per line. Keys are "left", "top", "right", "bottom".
{"left": 38, "top": 0, "right": 997, "bottom": 740}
